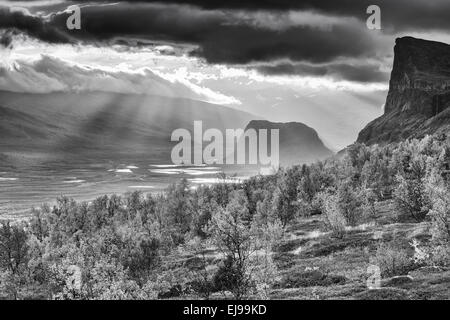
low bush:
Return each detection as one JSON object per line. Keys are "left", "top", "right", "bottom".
{"left": 374, "top": 243, "right": 414, "bottom": 277}
{"left": 429, "top": 245, "right": 450, "bottom": 267}
{"left": 320, "top": 192, "right": 347, "bottom": 238}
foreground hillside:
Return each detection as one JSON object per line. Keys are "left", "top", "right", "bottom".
{"left": 0, "top": 134, "right": 448, "bottom": 300}
{"left": 272, "top": 200, "right": 449, "bottom": 300}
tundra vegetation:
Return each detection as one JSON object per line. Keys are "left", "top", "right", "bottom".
{"left": 0, "top": 134, "right": 449, "bottom": 300}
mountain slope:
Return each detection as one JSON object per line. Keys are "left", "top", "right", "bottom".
{"left": 0, "top": 90, "right": 257, "bottom": 165}
{"left": 358, "top": 37, "right": 450, "bottom": 145}
{"left": 244, "top": 120, "right": 333, "bottom": 166}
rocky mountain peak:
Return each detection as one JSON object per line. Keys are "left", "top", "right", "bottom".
{"left": 245, "top": 120, "right": 333, "bottom": 166}
{"left": 357, "top": 37, "right": 450, "bottom": 145}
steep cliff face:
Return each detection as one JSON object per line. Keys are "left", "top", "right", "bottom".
{"left": 358, "top": 37, "right": 450, "bottom": 145}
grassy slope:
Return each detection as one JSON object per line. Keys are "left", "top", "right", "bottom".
{"left": 269, "top": 200, "right": 449, "bottom": 300}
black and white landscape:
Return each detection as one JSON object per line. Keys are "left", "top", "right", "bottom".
{"left": 0, "top": 0, "right": 448, "bottom": 301}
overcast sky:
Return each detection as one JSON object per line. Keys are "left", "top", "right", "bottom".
{"left": 1, "top": 0, "right": 449, "bottom": 149}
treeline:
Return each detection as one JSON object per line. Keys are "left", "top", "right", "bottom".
{"left": 0, "top": 134, "right": 449, "bottom": 299}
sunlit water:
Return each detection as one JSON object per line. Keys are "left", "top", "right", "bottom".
{"left": 0, "top": 161, "right": 257, "bottom": 218}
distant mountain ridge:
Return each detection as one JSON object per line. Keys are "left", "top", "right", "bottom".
{"left": 0, "top": 90, "right": 257, "bottom": 166}
{"left": 244, "top": 120, "right": 333, "bottom": 166}
{"left": 358, "top": 37, "right": 450, "bottom": 145}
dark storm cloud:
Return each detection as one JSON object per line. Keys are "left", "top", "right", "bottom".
{"left": 191, "top": 24, "right": 380, "bottom": 64}
{"left": 17, "top": 0, "right": 450, "bottom": 32}
{"left": 256, "top": 62, "right": 390, "bottom": 83}
{"left": 0, "top": 7, "right": 73, "bottom": 44}
{"left": 164, "top": 0, "right": 450, "bottom": 33}
{"left": 148, "top": 0, "right": 450, "bottom": 32}
{"left": 42, "top": 3, "right": 382, "bottom": 65}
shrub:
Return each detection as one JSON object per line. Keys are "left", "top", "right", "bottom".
{"left": 319, "top": 180, "right": 365, "bottom": 238}
{"left": 374, "top": 243, "right": 413, "bottom": 277}
{"left": 250, "top": 218, "right": 282, "bottom": 299}
{"left": 335, "top": 182, "right": 363, "bottom": 226}
{"left": 183, "top": 237, "right": 216, "bottom": 299}
{"left": 212, "top": 256, "right": 248, "bottom": 298}
{"left": 429, "top": 245, "right": 450, "bottom": 267}
{"left": 208, "top": 191, "right": 255, "bottom": 299}
{"left": 320, "top": 192, "right": 347, "bottom": 238}
{"left": 394, "top": 175, "right": 430, "bottom": 221}
{"left": 359, "top": 187, "right": 378, "bottom": 218}
{"left": 320, "top": 181, "right": 365, "bottom": 235}
{"left": 188, "top": 278, "right": 215, "bottom": 299}
{"left": 209, "top": 190, "right": 282, "bottom": 299}
{"left": 0, "top": 221, "right": 29, "bottom": 275}
{"left": 425, "top": 171, "right": 450, "bottom": 243}
{"left": 271, "top": 184, "right": 297, "bottom": 227}
{"left": 393, "top": 156, "right": 431, "bottom": 221}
